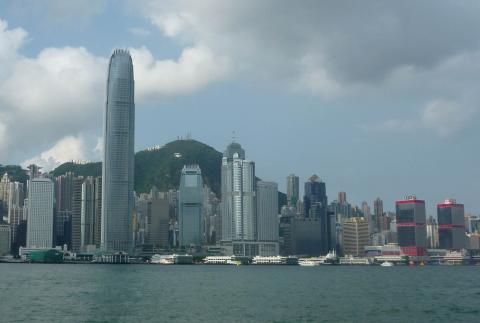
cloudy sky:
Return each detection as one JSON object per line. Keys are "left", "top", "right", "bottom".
{"left": 0, "top": 0, "right": 479, "bottom": 214}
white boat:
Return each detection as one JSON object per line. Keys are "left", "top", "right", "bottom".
{"left": 150, "top": 254, "right": 174, "bottom": 265}
{"left": 380, "top": 261, "right": 394, "bottom": 267}
{"left": 298, "top": 258, "right": 322, "bottom": 266}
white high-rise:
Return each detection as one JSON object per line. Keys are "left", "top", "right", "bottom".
{"left": 221, "top": 142, "right": 246, "bottom": 241}
{"left": 232, "top": 157, "right": 256, "bottom": 240}
{"left": 26, "top": 178, "right": 54, "bottom": 248}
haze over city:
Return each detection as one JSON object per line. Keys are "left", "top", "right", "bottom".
{"left": 0, "top": 0, "right": 479, "bottom": 213}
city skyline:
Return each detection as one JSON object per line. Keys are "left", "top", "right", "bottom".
{"left": 0, "top": 1, "right": 479, "bottom": 217}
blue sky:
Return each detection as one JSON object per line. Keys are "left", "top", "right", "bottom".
{"left": 0, "top": 0, "right": 479, "bottom": 215}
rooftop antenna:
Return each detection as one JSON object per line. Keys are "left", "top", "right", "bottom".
{"left": 232, "top": 130, "right": 236, "bottom": 143}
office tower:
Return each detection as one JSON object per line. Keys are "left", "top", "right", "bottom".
{"left": 178, "top": 165, "right": 204, "bottom": 247}
{"left": 338, "top": 192, "right": 347, "bottom": 205}
{"left": 342, "top": 217, "right": 369, "bottom": 257}
{"left": 286, "top": 174, "right": 299, "bottom": 206}
{"left": 221, "top": 141, "right": 246, "bottom": 241}
{"left": 54, "top": 172, "right": 74, "bottom": 248}
{"left": 232, "top": 158, "right": 256, "bottom": 241}
{"left": 135, "top": 193, "right": 150, "bottom": 246}
{"left": 0, "top": 224, "right": 11, "bottom": 256}
{"left": 361, "top": 201, "right": 373, "bottom": 233}
{"left": 81, "top": 177, "right": 101, "bottom": 251}
{"left": 0, "top": 173, "right": 10, "bottom": 222}
{"left": 279, "top": 206, "right": 296, "bottom": 256}
{"left": 203, "top": 187, "right": 220, "bottom": 244}
{"left": 437, "top": 199, "right": 465, "bottom": 250}
{"left": 395, "top": 195, "right": 427, "bottom": 257}
{"left": 149, "top": 198, "right": 170, "bottom": 248}
{"left": 373, "top": 197, "right": 383, "bottom": 232}
{"left": 292, "top": 217, "right": 323, "bottom": 255}
{"left": 373, "top": 197, "right": 384, "bottom": 233}
{"left": 93, "top": 178, "right": 102, "bottom": 248}
{"left": 26, "top": 178, "right": 54, "bottom": 248}
{"left": 70, "top": 177, "right": 84, "bottom": 252}
{"left": 7, "top": 181, "right": 24, "bottom": 250}
{"left": 102, "top": 49, "right": 135, "bottom": 253}
{"left": 426, "top": 216, "right": 439, "bottom": 248}
{"left": 304, "top": 175, "right": 327, "bottom": 219}
{"left": 302, "top": 175, "right": 333, "bottom": 254}
{"left": 256, "top": 181, "right": 279, "bottom": 242}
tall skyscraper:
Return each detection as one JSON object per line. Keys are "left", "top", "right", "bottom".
{"left": 71, "top": 176, "right": 84, "bottom": 252}
{"left": 342, "top": 217, "right": 369, "bottom": 257}
{"left": 395, "top": 195, "right": 427, "bottom": 257}
{"left": 0, "top": 173, "right": 11, "bottom": 222}
{"left": 54, "top": 172, "right": 73, "bottom": 248}
{"left": 149, "top": 198, "right": 170, "bottom": 248}
{"left": 101, "top": 49, "right": 135, "bottom": 253}
{"left": 26, "top": 178, "right": 54, "bottom": 248}
{"left": 256, "top": 181, "right": 279, "bottom": 242}
{"left": 437, "top": 199, "right": 465, "bottom": 250}
{"left": 338, "top": 192, "right": 347, "bottom": 205}
{"left": 232, "top": 157, "right": 256, "bottom": 241}
{"left": 221, "top": 141, "right": 246, "bottom": 241}
{"left": 178, "top": 165, "right": 204, "bottom": 247}
{"left": 80, "top": 177, "right": 102, "bottom": 251}
{"left": 373, "top": 197, "right": 383, "bottom": 233}
{"left": 0, "top": 224, "right": 11, "bottom": 256}
{"left": 301, "top": 175, "right": 334, "bottom": 254}
{"left": 361, "top": 201, "right": 374, "bottom": 233}
{"left": 286, "top": 174, "right": 299, "bottom": 207}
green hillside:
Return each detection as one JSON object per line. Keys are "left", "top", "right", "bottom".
{"left": 51, "top": 139, "right": 286, "bottom": 210}
{"left": 52, "top": 139, "right": 222, "bottom": 196}
{"left": 0, "top": 165, "right": 28, "bottom": 185}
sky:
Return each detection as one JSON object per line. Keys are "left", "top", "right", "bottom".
{"left": 0, "top": 0, "right": 479, "bottom": 215}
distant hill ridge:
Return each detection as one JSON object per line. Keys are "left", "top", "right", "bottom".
{"left": 4, "top": 139, "right": 286, "bottom": 209}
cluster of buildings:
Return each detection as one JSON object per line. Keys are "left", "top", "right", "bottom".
{"left": 1, "top": 48, "right": 480, "bottom": 264}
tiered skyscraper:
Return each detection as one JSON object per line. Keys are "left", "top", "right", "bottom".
{"left": 178, "top": 165, "right": 204, "bottom": 247}
{"left": 101, "top": 49, "right": 135, "bottom": 253}
{"left": 221, "top": 142, "right": 246, "bottom": 241}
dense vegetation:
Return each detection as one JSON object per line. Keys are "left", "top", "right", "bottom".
{"left": 5, "top": 139, "right": 286, "bottom": 210}
{"left": 0, "top": 165, "right": 28, "bottom": 186}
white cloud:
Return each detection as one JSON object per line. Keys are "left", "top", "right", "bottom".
{"left": 135, "top": 0, "right": 480, "bottom": 98}
{"left": 21, "top": 135, "right": 92, "bottom": 171}
{"left": 0, "top": 17, "right": 230, "bottom": 165}
{"left": 421, "top": 100, "right": 475, "bottom": 137}
{"left": 131, "top": 45, "right": 230, "bottom": 100}
{"left": 360, "top": 99, "right": 475, "bottom": 137}
{"left": 0, "top": 19, "right": 27, "bottom": 78}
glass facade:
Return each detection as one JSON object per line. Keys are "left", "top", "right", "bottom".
{"left": 101, "top": 49, "right": 135, "bottom": 252}
{"left": 179, "top": 165, "right": 204, "bottom": 246}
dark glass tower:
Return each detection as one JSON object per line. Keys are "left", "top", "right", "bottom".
{"left": 101, "top": 49, "right": 135, "bottom": 252}
{"left": 302, "top": 175, "right": 333, "bottom": 254}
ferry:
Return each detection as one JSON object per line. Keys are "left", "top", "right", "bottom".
{"left": 298, "top": 257, "right": 323, "bottom": 266}
{"left": 150, "top": 254, "right": 174, "bottom": 265}
{"left": 204, "top": 256, "right": 239, "bottom": 265}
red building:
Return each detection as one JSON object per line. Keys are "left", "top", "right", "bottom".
{"left": 437, "top": 199, "right": 465, "bottom": 250}
{"left": 395, "top": 196, "right": 427, "bottom": 256}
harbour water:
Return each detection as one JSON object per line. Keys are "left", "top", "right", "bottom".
{"left": 1, "top": 264, "right": 479, "bottom": 322}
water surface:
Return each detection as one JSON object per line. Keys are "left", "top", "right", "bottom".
{"left": 1, "top": 264, "right": 478, "bottom": 322}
